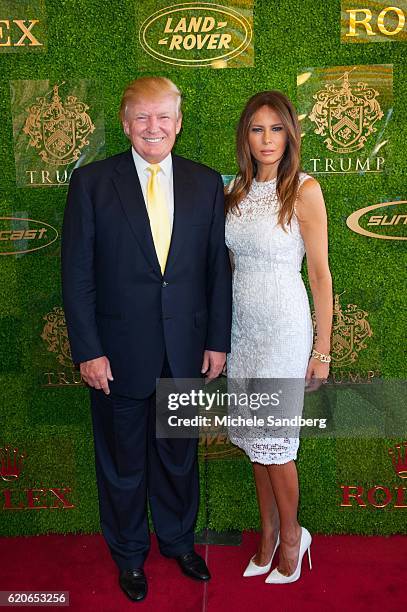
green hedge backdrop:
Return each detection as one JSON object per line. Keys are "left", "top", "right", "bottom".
{"left": 0, "top": 0, "right": 406, "bottom": 536}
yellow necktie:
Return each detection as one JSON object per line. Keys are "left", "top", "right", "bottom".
{"left": 146, "top": 164, "right": 171, "bottom": 274}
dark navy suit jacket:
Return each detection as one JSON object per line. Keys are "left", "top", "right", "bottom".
{"left": 61, "top": 149, "right": 232, "bottom": 398}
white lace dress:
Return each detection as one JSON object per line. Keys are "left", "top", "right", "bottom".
{"left": 225, "top": 174, "right": 313, "bottom": 464}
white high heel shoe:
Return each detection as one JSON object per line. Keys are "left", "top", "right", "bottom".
{"left": 243, "top": 533, "right": 280, "bottom": 577}
{"left": 265, "top": 527, "right": 312, "bottom": 584}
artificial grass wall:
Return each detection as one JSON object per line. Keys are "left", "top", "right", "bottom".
{"left": 0, "top": 0, "right": 405, "bottom": 536}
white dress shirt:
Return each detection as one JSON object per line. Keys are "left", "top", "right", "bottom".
{"left": 132, "top": 147, "right": 174, "bottom": 232}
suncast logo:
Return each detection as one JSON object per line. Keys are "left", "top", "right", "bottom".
{"left": 0, "top": 217, "right": 58, "bottom": 255}
{"left": 346, "top": 201, "right": 407, "bottom": 240}
{"left": 139, "top": 2, "right": 252, "bottom": 67}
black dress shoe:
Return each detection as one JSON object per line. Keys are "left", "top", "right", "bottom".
{"left": 119, "top": 568, "right": 147, "bottom": 602}
{"left": 176, "top": 551, "right": 211, "bottom": 581}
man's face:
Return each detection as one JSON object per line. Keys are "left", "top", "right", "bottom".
{"left": 122, "top": 94, "right": 182, "bottom": 163}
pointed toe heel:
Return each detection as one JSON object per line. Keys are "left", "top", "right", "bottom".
{"left": 265, "top": 527, "right": 312, "bottom": 584}
{"left": 243, "top": 533, "right": 280, "bottom": 577}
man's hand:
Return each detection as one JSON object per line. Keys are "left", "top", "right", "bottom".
{"left": 80, "top": 356, "right": 114, "bottom": 395}
{"left": 201, "top": 350, "right": 226, "bottom": 381}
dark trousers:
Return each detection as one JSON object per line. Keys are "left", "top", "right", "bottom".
{"left": 90, "top": 358, "right": 199, "bottom": 570}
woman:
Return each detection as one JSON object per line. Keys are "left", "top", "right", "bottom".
{"left": 225, "top": 91, "right": 332, "bottom": 584}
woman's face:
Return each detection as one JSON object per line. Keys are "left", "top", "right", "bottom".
{"left": 248, "top": 105, "right": 288, "bottom": 173}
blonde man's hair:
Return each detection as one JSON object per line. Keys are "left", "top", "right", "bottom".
{"left": 120, "top": 76, "right": 182, "bottom": 121}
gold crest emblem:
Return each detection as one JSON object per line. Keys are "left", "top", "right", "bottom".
{"left": 313, "top": 293, "right": 373, "bottom": 366}
{"left": 309, "top": 71, "right": 383, "bottom": 153}
{"left": 41, "top": 306, "right": 73, "bottom": 367}
{"left": 23, "top": 83, "right": 95, "bottom": 165}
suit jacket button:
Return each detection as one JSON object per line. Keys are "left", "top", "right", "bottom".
{"left": 162, "top": 281, "right": 168, "bottom": 287}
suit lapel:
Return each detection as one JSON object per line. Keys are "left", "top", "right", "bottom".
{"left": 112, "top": 149, "right": 162, "bottom": 276}
{"left": 166, "top": 154, "right": 194, "bottom": 274}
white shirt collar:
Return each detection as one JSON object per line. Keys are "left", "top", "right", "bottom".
{"left": 131, "top": 147, "right": 172, "bottom": 177}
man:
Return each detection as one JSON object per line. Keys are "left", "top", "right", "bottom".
{"left": 61, "top": 76, "right": 232, "bottom": 603}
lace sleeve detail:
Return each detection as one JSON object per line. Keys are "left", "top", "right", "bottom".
{"left": 294, "top": 173, "right": 313, "bottom": 215}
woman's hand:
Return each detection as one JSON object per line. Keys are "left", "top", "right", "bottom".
{"left": 305, "top": 356, "right": 329, "bottom": 392}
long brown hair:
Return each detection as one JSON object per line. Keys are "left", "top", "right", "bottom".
{"left": 225, "top": 91, "right": 301, "bottom": 227}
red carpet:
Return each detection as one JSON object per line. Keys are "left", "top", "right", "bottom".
{"left": 0, "top": 532, "right": 404, "bottom": 611}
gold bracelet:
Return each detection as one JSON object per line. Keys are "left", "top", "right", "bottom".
{"left": 311, "top": 349, "right": 331, "bottom": 363}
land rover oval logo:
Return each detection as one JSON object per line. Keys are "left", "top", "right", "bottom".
{"left": 346, "top": 201, "right": 407, "bottom": 241}
{"left": 0, "top": 217, "right": 58, "bottom": 255}
{"left": 139, "top": 3, "right": 252, "bottom": 67}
